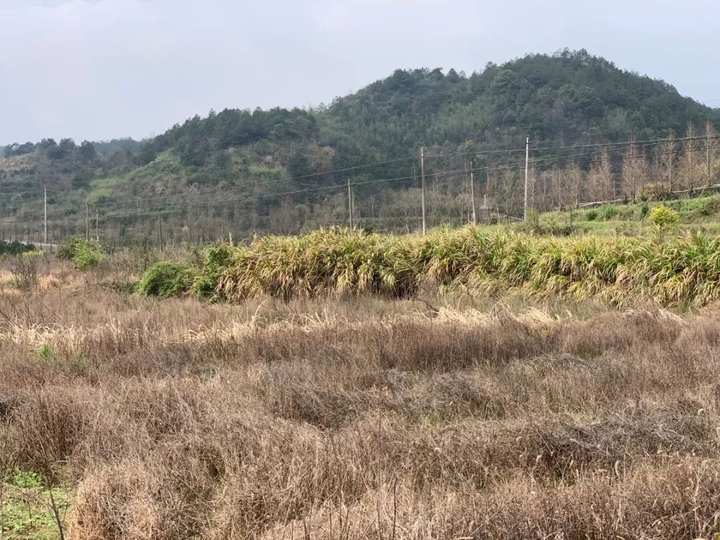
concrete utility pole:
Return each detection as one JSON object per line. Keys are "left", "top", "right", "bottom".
{"left": 468, "top": 160, "right": 477, "bottom": 226}
{"left": 43, "top": 184, "right": 48, "bottom": 244}
{"left": 347, "top": 179, "right": 354, "bottom": 229}
{"left": 420, "top": 146, "right": 427, "bottom": 235}
{"left": 524, "top": 137, "right": 530, "bottom": 221}
{"left": 707, "top": 122, "right": 712, "bottom": 186}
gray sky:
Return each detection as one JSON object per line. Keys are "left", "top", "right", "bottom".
{"left": 1, "top": 0, "right": 718, "bottom": 145}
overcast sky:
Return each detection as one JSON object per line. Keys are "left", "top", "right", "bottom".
{"left": 1, "top": 0, "right": 718, "bottom": 145}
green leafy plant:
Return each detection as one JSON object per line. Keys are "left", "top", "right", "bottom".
{"left": 191, "top": 244, "right": 235, "bottom": 299}
{"left": 0, "top": 240, "right": 35, "bottom": 256}
{"left": 136, "top": 261, "right": 195, "bottom": 298}
{"left": 10, "top": 470, "right": 43, "bottom": 489}
{"left": 599, "top": 205, "right": 618, "bottom": 221}
{"left": 2, "top": 470, "right": 69, "bottom": 539}
{"left": 37, "top": 344, "right": 55, "bottom": 362}
{"left": 58, "top": 237, "right": 105, "bottom": 270}
{"left": 648, "top": 204, "right": 679, "bottom": 229}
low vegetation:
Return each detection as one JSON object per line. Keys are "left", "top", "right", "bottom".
{"left": 135, "top": 261, "right": 194, "bottom": 298}
{"left": 7, "top": 191, "right": 720, "bottom": 538}
{"left": 139, "top": 226, "right": 720, "bottom": 308}
{"left": 57, "top": 237, "right": 105, "bottom": 270}
{"left": 1, "top": 470, "right": 69, "bottom": 539}
{"left": 2, "top": 254, "right": 720, "bottom": 538}
{"left": 0, "top": 240, "right": 35, "bottom": 256}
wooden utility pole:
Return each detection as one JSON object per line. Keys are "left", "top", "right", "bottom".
{"left": 523, "top": 137, "right": 530, "bottom": 221}
{"left": 347, "top": 179, "right": 354, "bottom": 229}
{"left": 43, "top": 184, "right": 48, "bottom": 244}
{"left": 420, "top": 146, "right": 427, "bottom": 235}
{"left": 468, "top": 160, "right": 477, "bottom": 226}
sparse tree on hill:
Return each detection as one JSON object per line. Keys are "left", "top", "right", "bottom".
{"left": 586, "top": 148, "right": 614, "bottom": 202}
{"left": 657, "top": 131, "right": 677, "bottom": 192}
{"left": 621, "top": 138, "right": 649, "bottom": 200}
{"left": 705, "top": 120, "right": 719, "bottom": 186}
{"left": 678, "top": 124, "right": 701, "bottom": 190}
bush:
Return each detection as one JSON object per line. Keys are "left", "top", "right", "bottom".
{"left": 648, "top": 205, "right": 679, "bottom": 229}
{"left": 599, "top": 205, "right": 619, "bottom": 221}
{"left": 586, "top": 210, "right": 598, "bottom": 221}
{"left": 136, "top": 262, "right": 195, "bottom": 298}
{"left": 9, "top": 253, "right": 40, "bottom": 290}
{"left": 0, "top": 240, "right": 35, "bottom": 256}
{"left": 58, "top": 237, "right": 105, "bottom": 270}
{"left": 191, "top": 244, "right": 235, "bottom": 299}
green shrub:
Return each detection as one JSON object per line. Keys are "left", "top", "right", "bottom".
{"left": 586, "top": 210, "right": 598, "bottom": 221}
{"left": 37, "top": 344, "right": 55, "bottom": 362}
{"left": 0, "top": 240, "right": 35, "bottom": 256}
{"left": 639, "top": 203, "right": 650, "bottom": 220}
{"left": 136, "top": 261, "right": 195, "bottom": 298}
{"left": 58, "top": 237, "right": 104, "bottom": 270}
{"left": 599, "top": 205, "right": 618, "bottom": 221}
{"left": 648, "top": 205, "right": 679, "bottom": 229}
{"left": 191, "top": 244, "right": 235, "bottom": 299}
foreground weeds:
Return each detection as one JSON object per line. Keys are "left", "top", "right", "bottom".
{"left": 2, "top": 266, "right": 720, "bottom": 538}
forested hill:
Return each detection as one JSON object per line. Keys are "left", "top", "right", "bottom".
{"left": 1, "top": 49, "right": 719, "bottom": 242}
{"left": 324, "top": 50, "right": 719, "bottom": 163}
{"left": 126, "top": 49, "right": 720, "bottom": 177}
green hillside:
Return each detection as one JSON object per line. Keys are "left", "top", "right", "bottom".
{"left": 1, "top": 49, "right": 719, "bottom": 244}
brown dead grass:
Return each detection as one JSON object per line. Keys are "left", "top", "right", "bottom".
{"left": 1, "top": 260, "right": 720, "bottom": 538}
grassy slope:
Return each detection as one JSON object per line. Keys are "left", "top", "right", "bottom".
{"left": 536, "top": 193, "right": 720, "bottom": 236}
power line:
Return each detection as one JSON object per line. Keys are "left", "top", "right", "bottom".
{"left": 2, "top": 133, "right": 718, "bottom": 206}
{"left": 46, "top": 140, "right": 720, "bottom": 224}
{"left": 9, "top": 139, "right": 720, "bottom": 224}
{"left": 4, "top": 133, "right": 720, "bottom": 230}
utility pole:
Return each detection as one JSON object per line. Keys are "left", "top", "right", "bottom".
{"left": 85, "top": 202, "right": 90, "bottom": 241}
{"left": 95, "top": 209, "right": 99, "bottom": 243}
{"left": 420, "top": 146, "right": 427, "bottom": 235}
{"left": 468, "top": 160, "right": 477, "bottom": 226}
{"left": 43, "top": 184, "right": 48, "bottom": 244}
{"left": 523, "top": 137, "right": 530, "bottom": 221}
{"left": 707, "top": 121, "right": 712, "bottom": 187}
{"left": 347, "top": 179, "right": 354, "bottom": 229}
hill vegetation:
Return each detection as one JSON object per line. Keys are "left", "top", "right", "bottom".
{"left": 2, "top": 49, "right": 719, "bottom": 245}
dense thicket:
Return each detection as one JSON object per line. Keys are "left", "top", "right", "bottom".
{"left": 138, "top": 227, "right": 720, "bottom": 308}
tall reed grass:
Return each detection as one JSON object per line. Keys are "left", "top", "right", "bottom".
{"left": 172, "top": 227, "right": 720, "bottom": 307}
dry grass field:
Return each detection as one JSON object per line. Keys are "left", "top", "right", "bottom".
{"left": 2, "top": 254, "right": 720, "bottom": 538}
